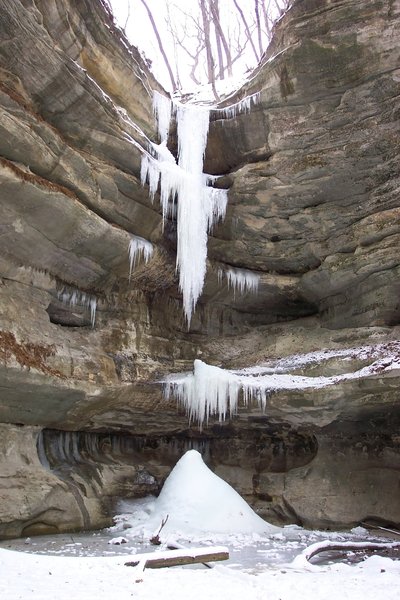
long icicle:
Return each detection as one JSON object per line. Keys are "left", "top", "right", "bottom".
{"left": 142, "top": 92, "right": 227, "bottom": 326}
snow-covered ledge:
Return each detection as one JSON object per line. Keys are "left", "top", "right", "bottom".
{"left": 164, "top": 343, "right": 400, "bottom": 428}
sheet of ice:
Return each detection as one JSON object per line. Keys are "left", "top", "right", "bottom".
{"left": 165, "top": 342, "right": 400, "bottom": 427}
{"left": 121, "top": 450, "right": 278, "bottom": 537}
{"left": 58, "top": 287, "right": 97, "bottom": 328}
{"left": 174, "top": 103, "right": 211, "bottom": 325}
{"left": 128, "top": 235, "right": 154, "bottom": 278}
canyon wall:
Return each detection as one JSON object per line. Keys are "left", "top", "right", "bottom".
{"left": 0, "top": 0, "right": 399, "bottom": 537}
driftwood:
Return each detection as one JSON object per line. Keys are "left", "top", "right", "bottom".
{"left": 167, "top": 542, "right": 213, "bottom": 569}
{"left": 150, "top": 515, "right": 169, "bottom": 546}
{"left": 301, "top": 540, "right": 400, "bottom": 563}
{"left": 125, "top": 546, "right": 229, "bottom": 570}
{"left": 360, "top": 521, "right": 400, "bottom": 537}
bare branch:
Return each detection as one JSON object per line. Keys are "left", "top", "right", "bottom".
{"left": 139, "top": 0, "right": 177, "bottom": 91}
{"left": 199, "top": 0, "right": 219, "bottom": 99}
{"left": 232, "top": 0, "right": 260, "bottom": 62}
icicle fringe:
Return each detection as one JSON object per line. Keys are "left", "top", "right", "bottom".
{"left": 128, "top": 235, "right": 154, "bottom": 278}
{"left": 217, "top": 267, "right": 260, "bottom": 296}
{"left": 58, "top": 287, "right": 97, "bottom": 328}
{"left": 165, "top": 342, "right": 400, "bottom": 428}
{"left": 215, "top": 92, "right": 261, "bottom": 119}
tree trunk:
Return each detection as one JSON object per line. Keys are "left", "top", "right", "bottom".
{"left": 139, "top": 0, "right": 178, "bottom": 91}
{"left": 232, "top": 0, "right": 260, "bottom": 62}
{"left": 209, "top": 0, "right": 233, "bottom": 78}
{"left": 199, "top": 0, "right": 219, "bottom": 99}
{"left": 254, "top": 0, "right": 264, "bottom": 57}
{"left": 301, "top": 540, "right": 400, "bottom": 563}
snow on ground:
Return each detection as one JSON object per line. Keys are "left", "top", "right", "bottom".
{"left": 1, "top": 536, "right": 399, "bottom": 600}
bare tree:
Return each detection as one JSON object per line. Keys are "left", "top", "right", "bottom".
{"left": 139, "top": 0, "right": 178, "bottom": 91}
{"left": 199, "top": 0, "right": 219, "bottom": 99}
{"left": 254, "top": 0, "right": 264, "bottom": 57}
{"left": 116, "top": 0, "right": 293, "bottom": 91}
{"left": 232, "top": 0, "right": 260, "bottom": 62}
{"left": 209, "top": 0, "right": 233, "bottom": 79}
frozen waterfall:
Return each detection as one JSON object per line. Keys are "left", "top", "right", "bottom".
{"left": 140, "top": 90, "right": 262, "bottom": 325}
{"left": 141, "top": 92, "right": 228, "bottom": 325}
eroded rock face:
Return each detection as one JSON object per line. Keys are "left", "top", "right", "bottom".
{"left": 0, "top": 0, "right": 399, "bottom": 536}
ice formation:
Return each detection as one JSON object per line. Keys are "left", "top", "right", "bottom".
{"left": 153, "top": 91, "right": 173, "bottom": 143}
{"left": 120, "top": 450, "right": 278, "bottom": 535}
{"left": 216, "top": 91, "right": 261, "bottom": 119}
{"left": 128, "top": 235, "right": 154, "bottom": 278}
{"left": 58, "top": 288, "right": 97, "bottom": 328}
{"left": 141, "top": 92, "right": 229, "bottom": 325}
{"left": 218, "top": 266, "right": 260, "bottom": 296}
{"left": 165, "top": 359, "right": 242, "bottom": 427}
{"left": 165, "top": 343, "right": 400, "bottom": 427}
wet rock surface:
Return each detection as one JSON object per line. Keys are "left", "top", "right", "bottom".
{"left": 0, "top": 0, "right": 399, "bottom": 536}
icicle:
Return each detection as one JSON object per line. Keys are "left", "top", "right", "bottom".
{"left": 128, "top": 235, "right": 154, "bottom": 278}
{"left": 153, "top": 91, "right": 174, "bottom": 143}
{"left": 165, "top": 359, "right": 241, "bottom": 428}
{"left": 166, "top": 343, "right": 400, "bottom": 427}
{"left": 205, "top": 187, "right": 228, "bottom": 231}
{"left": 89, "top": 298, "right": 97, "bottom": 328}
{"left": 140, "top": 153, "right": 160, "bottom": 201}
{"left": 217, "top": 92, "right": 261, "bottom": 119}
{"left": 141, "top": 92, "right": 237, "bottom": 325}
{"left": 58, "top": 287, "right": 97, "bottom": 328}
{"left": 225, "top": 267, "right": 260, "bottom": 296}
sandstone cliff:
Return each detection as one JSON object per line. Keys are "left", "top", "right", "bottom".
{"left": 0, "top": 0, "right": 399, "bottom": 537}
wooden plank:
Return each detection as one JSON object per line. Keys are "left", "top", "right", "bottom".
{"left": 125, "top": 546, "right": 229, "bottom": 570}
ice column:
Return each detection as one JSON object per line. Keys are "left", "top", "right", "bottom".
{"left": 141, "top": 92, "right": 227, "bottom": 325}
{"left": 175, "top": 104, "right": 211, "bottom": 325}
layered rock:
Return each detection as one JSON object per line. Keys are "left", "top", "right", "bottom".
{"left": 0, "top": 0, "right": 399, "bottom": 536}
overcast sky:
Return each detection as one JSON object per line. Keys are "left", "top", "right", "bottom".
{"left": 109, "top": 0, "right": 280, "bottom": 91}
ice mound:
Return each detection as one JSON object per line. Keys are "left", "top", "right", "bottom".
{"left": 134, "top": 450, "right": 279, "bottom": 536}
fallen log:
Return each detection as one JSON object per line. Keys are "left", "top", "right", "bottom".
{"left": 167, "top": 542, "right": 212, "bottom": 568}
{"left": 297, "top": 540, "right": 400, "bottom": 564}
{"left": 360, "top": 521, "right": 400, "bottom": 537}
{"left": 125, "top": 546, "right": 229, "bottom": 570}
